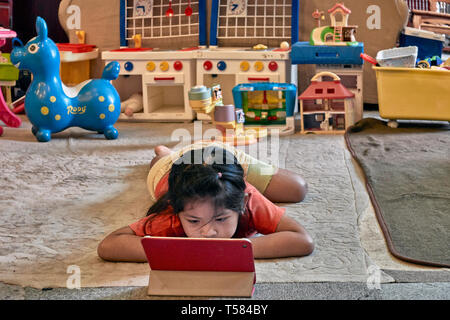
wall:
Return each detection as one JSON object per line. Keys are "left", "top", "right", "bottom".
{"left": 57, "top": 0, "right": 409, "bottom": 104}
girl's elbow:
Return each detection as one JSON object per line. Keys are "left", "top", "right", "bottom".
{"left": 293, "top": 177, "right": 308, "bottom": 203}
{"left": 97, "top": 239, "right": 112, "bottom": 261}
{"left": 297, "top": 232, "right": 314, "bottom": 256}
{"left": 303, "top": 237, "right": 315, "bottom": 256}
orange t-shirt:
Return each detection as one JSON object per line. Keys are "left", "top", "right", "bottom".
{"left": 129, "top": 173, "right": 285, "bottom": 238}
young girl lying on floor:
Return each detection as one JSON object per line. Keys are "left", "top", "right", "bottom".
{"left": 98, "top": 141, "right": 314, "bottom": 261}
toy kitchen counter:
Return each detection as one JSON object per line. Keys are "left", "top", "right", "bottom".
{"left": 102, "top": 47, "right": 198, "bottom": 122}
{"left": 195, "top": 46, "right": 297, "bottom": 122}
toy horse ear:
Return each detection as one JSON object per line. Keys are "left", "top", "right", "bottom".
{"left": 35, "top": 16, "right": 48, "bottom": 40}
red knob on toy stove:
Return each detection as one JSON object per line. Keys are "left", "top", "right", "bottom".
{"left": 174, "top": 61, "right": 183, "bottom": 71}
{"left": 203, "top": 60, "right": 213, "bottom": 71}
{"left": 268, "top": 61, "right": 278, "bottom": 72}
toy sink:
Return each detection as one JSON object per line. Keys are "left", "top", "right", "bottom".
{"left": 374, "top": 66, "right": 450, "bottom": 122}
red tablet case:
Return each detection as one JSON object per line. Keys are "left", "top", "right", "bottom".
{"left": 141, "top": 237, "right": 256, "bottom": 297}
{"left": 142, "top": 237, "right": 255, "bottom": 272}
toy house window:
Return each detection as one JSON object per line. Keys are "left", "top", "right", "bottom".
{"left": 327, "top": 88, "right": 335, "bottom": 94}
{"left": 315, "top": 88, "right": 323, "bottom": 94}
{"left": 331, "top": 99, "right": 345, "bottom": 111}
{"left": 334, "top": 12, "right": 344, "bottom": 24}
{"left": 343, "top": 29, "right": 352, "bottom": 41}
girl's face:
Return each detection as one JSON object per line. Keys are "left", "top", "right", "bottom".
{"left": 178, "top": 197, "right": 240, "bottom": 238}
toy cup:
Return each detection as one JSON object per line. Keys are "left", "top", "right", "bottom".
{"left": 188, "top": 85, "right": 214, "bottom": 114}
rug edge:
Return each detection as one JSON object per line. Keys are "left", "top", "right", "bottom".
{"left": 344, "top": 124, "right": 450, "bottom": 269}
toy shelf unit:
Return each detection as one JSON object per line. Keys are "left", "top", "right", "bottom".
{"left": 298, "top": 72, "right": 356, "bottom": 134}
{"left": 101, "top": 0, "right": 207, "bottom": 122}
{"left": 315, "top": 64, "right": 363, "bottom": 122}
{"left": 196, "top": 0, "right": 299, "bottom": 121}
{"left": 102, "top": 50, "right": 197, "bottom": 122}
{"left": 232, "top": 82, "right": 297, "bottom": 135}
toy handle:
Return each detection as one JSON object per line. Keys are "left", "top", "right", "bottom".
{"left": 360, "top": 53, "right": 379, "bottom": 66}
{"left": 311, "top": 71, "right": 340, "bottom": 82}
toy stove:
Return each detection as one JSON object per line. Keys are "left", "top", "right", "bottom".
{"left": 196, "top": 0, "right": 299, "bottom": 122}
{"left": 102, "top": 0, "right": 207, "bottom": 121}
{"left": 103, "top": 47, "right": 198, "bottom": 121}
{"left": 195, "top": 47, "right": 296, "bottom": 122}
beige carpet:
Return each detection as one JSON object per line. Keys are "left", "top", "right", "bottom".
{"left": 0, "top": 115, "right": 436, "bottom": 289}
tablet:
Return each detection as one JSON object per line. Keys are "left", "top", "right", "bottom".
{"left": 141, "top": 236, "right": 255, "bottom": 272}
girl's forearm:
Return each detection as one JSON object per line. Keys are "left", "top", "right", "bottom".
{"left": 249, "top": 231, "right": 314, "bottom": 259}
{"left": 98, "top": 234, "right": 147, "bottom": 262}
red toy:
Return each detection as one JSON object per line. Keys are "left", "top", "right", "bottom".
{"left": 298, "top": 71, "right": 357, "bottom": 133}
{"left": 0, "top": 92, "right": 21, "bottom": 136}
{"left": 0, "top": 27, "right": 21, "bottom": 136}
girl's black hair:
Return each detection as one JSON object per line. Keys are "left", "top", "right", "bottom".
{"left": 146, "top": 146, "right": 246, "bottom": 217}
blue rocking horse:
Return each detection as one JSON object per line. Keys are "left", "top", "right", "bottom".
{"left": 11, "top": 17, "right": 121, "bottom": 142}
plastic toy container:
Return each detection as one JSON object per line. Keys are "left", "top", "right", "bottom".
{"left": 374, "top": 66, "right": 450, "bottom": 121}
{"left": 291, "top": 41, "right": 364, "bottom": 65}
{"left": 399, "top": 27, "right": 444, "bottom": 60}
{"left": 376, "top": 46, "right": 418, "bottom": 68}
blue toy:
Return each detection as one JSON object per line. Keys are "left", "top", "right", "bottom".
{"left": 10, "top": 17, "right": 121, "bottom": 142}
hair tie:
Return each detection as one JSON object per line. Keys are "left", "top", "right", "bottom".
{"left": 217, "top": 172, "right": 222, "bottom": 179}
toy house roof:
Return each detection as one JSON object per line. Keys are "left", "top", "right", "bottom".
{"left": 298, "top": 80, "right": 355, "bottom": 100}
{"left": 328, "top": 3, "right": 352, "bottom": 14}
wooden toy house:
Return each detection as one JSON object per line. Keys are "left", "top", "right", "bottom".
{"left": 309, "top": 2, "right": 358, "bottom": 46}
{"left": 298, "top": 71, "right": 356, "bottom": 134}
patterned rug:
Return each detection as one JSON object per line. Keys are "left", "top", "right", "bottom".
{"left": 0, "top": 116, "right": 393, "bottom": 288}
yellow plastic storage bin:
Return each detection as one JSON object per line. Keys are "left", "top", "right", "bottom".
{"left": 374, "top": 67, "right": 450, "bottom": 121}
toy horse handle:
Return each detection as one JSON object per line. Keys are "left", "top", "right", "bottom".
{"left": 311, "top": 72, "right": 341, "bottom": 82}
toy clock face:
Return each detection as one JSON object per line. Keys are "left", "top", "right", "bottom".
{"left": 134, "top": 0, "right": 153, "bottom": 17}
{"left": 227, "top": 0, "right": 247, "bottom": 17}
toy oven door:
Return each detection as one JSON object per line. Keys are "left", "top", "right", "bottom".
{"left": 142, "top": 73, "right": 192, "bottom": 120}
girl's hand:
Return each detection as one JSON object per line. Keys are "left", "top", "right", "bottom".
{"left": 249, "top": 215, "right": 314, "bottom": 259}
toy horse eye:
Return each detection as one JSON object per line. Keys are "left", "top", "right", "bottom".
{"left": 28, "top": 44, "right": 39, "bottom": 54}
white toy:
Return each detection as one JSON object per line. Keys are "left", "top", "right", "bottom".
{"left": 121, "top": 92, "right": 143, "bottom": 117}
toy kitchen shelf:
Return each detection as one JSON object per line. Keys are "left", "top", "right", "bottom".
{"left": 102, "top": 48, "right": 197, "bottom": 122}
